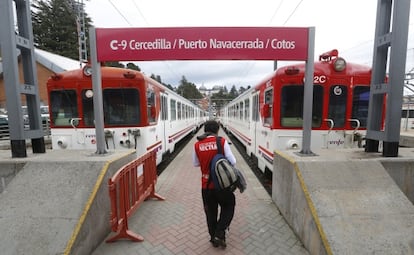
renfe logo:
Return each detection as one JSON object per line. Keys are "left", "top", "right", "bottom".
{"left": 328, "top": 139, "right": 345, "bottom": 146}
{"left": 96, "top": 27, "right": 309, "bottom": 62}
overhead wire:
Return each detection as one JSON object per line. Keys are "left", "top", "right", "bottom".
{"left": 235, "top": 0, "right": 304, "bottom": 89}
{"left": 267, "top": 0, "right": 284, "bottom": 24}
{"left": 131, "top": 0, "right": 183, "bottom": 85}
{"left": 103, "top": 0, "right": 182, "bottom": 85}
{"left": 130, "top": 0, "right": 149, "bottom": 26}
{"left": 107, "top": 0, "right": 133, "bottom": 26}
{"left": 282, "top": 0, "right": 304, "bottom": 25}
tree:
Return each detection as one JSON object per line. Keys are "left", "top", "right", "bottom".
{"left": 238, "top": 86, "right": 247, "bottom": 95}
{"left": 104, "top": 62, "right": 125, "bottom": 68}
{"left": 126, "top": 63, "right": 140, "bottom": 71}
{"left": 229, "top": 85, "right": 238, "bottom": 98}
{"left": 211, "top": 89, "right": 234, "bottom": 110}
{"left": 176, "top": 76, "right": 203, "bottom": 100}
{"left": 31, "top": 0, "right": 92, "bottom": 60}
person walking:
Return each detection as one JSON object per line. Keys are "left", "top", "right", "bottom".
{"left": 192, "top": 120, "right": 237, "bottom": 249}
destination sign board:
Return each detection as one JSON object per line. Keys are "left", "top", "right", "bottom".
{"left": 95, "top": 27, "right": 309, "bottom": 61}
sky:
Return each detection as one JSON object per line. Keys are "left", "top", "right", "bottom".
{"left": 84, "top": 0, "right": 414, "bottom": 90}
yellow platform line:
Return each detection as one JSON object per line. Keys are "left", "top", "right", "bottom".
{"left": 63, "top": 151, "right": 134, "bottom": 255}
{"left": 275, "top": 150, "right": 333, "bottom": 255}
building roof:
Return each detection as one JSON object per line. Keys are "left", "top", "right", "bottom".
{"left": 0, "top": 48, "right": 80, "bottom": 75}
{"left": 34, "top": 48, "right": 81, "bottom": 72}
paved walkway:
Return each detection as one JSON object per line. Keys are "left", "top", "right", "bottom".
{"left": 92, "top": 130, "right": 309, "bottom": 255}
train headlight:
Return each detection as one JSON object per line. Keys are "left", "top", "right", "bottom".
{"left": 84, "top": 89, "right": 93, "bottom": 98}
{"left": 333, "top": 57, "right": 346, "bottom": 72}
{"left": 286, "top": 140, "right": 299, "bottom": 150}
{"left": 57, "top": 138, "right": 68, "bottom": 149}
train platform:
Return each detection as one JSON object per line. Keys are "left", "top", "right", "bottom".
{"left": 1, "top": 130, "right": 414, "bottom": 254}
{"left": 92, "top": 129, "right": 310, "bottom": 255}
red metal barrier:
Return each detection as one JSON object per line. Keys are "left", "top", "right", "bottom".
{"left": 106, "top": 150, "right": 165, "bottom": 243}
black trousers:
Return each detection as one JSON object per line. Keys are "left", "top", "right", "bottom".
{"left": 202, "top": 188, "right": 235, "bottom": 240}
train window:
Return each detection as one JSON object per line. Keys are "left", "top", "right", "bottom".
{"left": 171, "top": 100, "right": 176, "bottom": 121}
{"left": 402, "top": 109, "right": 414, "bottom": 118}
{"left": 351, "top": 86, "right": 370, "bottom": 128}
{"left": 281, "top": 85, "right": 323, "bottom": 127}
{"left": 264, "top": 88, "right": 273, "bottom": 125}
{"left": 50, "top": 90, "right": 78, "bottom": 126}
{"left": 103, "top": 88, "right": 140, "bottom": 125}
{"left": 240, "top": 101, "right": 244, "bottom": 120}
{"left": 146, "top": 89, "right": 156, "bottom": 123}
{"left": 161, "top": 95, "right": 168, "bottom": 121}
{"left": 328, "top": 85, "right": 347, "bottom": 128}
{"left": 177, "top": 102, "right": 182, "bottom": 120}
{"left": 245, "top": 99, "right": 250, "bottom": 121}
{"left": 253, "top": 94, "right": 259, "bottom": 121}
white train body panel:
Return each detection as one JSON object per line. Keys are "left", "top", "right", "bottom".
{"left": 47, "top": 66, "right": 206, "bottom": 165}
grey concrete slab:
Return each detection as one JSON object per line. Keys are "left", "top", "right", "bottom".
{"left": 0, "top": 149, "right": 136, "bottom": 255}
{"left": 274, "top": 148, "right": 414, "bottom": 255}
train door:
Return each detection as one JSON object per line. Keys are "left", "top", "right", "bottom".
{"left": 160, "top": 93, "right": 168, "bottom": 158}
{"left": 244, "top": 97, "right": 254, "bottom": 157}
{"left": 324, "top": 84, "right": 349, "bottom": 148}
{"left": 257, "top": 87, "right": 274, "bottom": 172}
{"left": 251, "top": 92, "right": 260, "bottom": 159}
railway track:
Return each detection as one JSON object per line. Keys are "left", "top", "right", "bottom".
{"left": 156, "top": 132, "right": 196, "bottom": 175}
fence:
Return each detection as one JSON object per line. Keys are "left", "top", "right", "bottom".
{"left": 0, "top": 121, "right": 51, "bottom": 141}
{"left": 106, "top": 150, "right": 165, "bottom": 242}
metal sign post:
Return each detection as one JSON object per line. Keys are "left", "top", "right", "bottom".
{"left": 299, "top": 27, "right": 316, "bottom": 155}
{"left": 89, "top": 27, "right": 107, "bottom": 154}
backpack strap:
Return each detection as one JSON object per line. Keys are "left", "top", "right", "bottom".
{"left": 216, "top": 136, "right": 223, "bottom": 154}
{"left": 207, "top": 136, "right": 223, "bottom": 188}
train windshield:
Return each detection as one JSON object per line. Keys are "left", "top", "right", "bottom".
{"left": 50, "top": 90, "right": 78, "bottom": 126}
{"left": 280, "top": 85, "right": 323, "bottom": 127}
{"left": 351, "top": 86, "right": 370, "bottom": 128}
{"left": 103, "top": 88, "right": 140, "bottom": 126}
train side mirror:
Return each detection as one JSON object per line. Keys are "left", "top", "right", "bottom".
{"left": 261, "top": 104, "right": 270, "bottom": 118}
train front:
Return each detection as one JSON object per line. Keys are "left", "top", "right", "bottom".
{"left": 46, "top": 66, "right": 154, "bottom": 156}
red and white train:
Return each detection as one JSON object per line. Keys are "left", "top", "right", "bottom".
{"left": 220, "top": 49, "right": 374, "bottom": 174}
{"left": 47, "top": 65, "right": 207, "bottom": 165}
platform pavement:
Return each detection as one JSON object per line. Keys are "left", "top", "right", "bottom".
{"left": 92, "top": 130, "right": 310, "bottom": 255}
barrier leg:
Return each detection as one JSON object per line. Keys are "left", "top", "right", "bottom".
{"left": 149, "top": 184, "right": 165, "bottom": 201}
{"left": 106, "top": 218, "right": 144, "bottom": 242}
{"left": 106, "top": 229, "right": 144, "bottom": 243}
{"left": 106, "top": 176, "right": 144, "bottom": 243}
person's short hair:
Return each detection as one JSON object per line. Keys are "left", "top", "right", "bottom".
{"left": 204, "top": 120, "right": 220, "bottom": 134}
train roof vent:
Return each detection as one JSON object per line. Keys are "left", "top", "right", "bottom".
{"left": 319, "top": 49, "right": 339, "bottom": 61}
{"left": 284, "top": 66, "right": 300, "bottom": 75}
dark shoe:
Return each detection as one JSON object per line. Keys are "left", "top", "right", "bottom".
{"left": 210, "top": 238, "right": 219, "bottom": 247}
{"left": 213, "top": 237, "right": 226, "bottom": 249}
